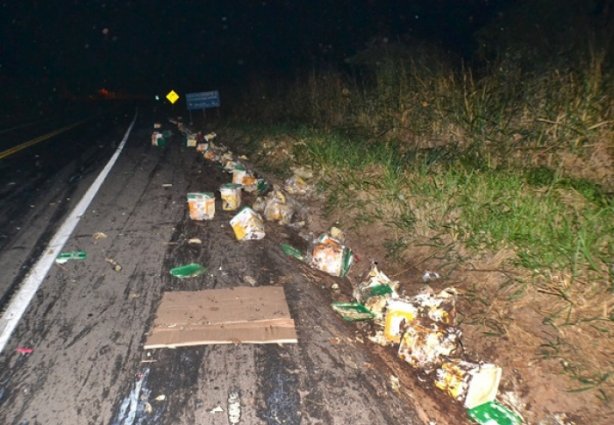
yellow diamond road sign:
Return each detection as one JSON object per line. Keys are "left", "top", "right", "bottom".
{"left": 166, "top": 90, "right": 179, "bottom": 104}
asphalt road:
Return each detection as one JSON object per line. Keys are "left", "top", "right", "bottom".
{"left": 0, "top": 108, "right": 446, "bottom": 424}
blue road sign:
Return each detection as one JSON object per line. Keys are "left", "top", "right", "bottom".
{"left": 185, "top": 91, "right": 220, "bottom": 110}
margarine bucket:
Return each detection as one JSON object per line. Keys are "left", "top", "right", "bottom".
{"left": 434, "top": 359, "right": 502, "bottom": 408}
{"left": 232, "top": 165, "right": 247, "bottom": 185}
{"left": 220, "top": 183, "right": 242, "bottom": 211}
{"left": 187, "top": 192, "right": 215, "bottom": 220}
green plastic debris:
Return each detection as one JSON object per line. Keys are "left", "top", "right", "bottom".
{"left": 56, "top": 250, "right": 87, "bottom": 264}
{"left": 340, "top": 247, "right": 353, "bottom": 278}
{"left": 170, "top": 263, "right": 206, "bottom": 278}
{"left": 467, "top": 401, "right": 523, "bottom": 425}
{"left": 156, "top": 136, "right": 168, "bottom": 148}
{"left": 280, "top": 243, "right": 304, "bottom": 261}
{"left": 368, "top": 284, "right": 393, "bottom": 297}
{"left": 257, "top": 179, "right": 270, "bottom": 195}
{"left": 331, "top": 302, "right": 375, "bottom": 321}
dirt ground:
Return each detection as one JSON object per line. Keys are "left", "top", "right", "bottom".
{"left": 221, "top": 127, "right": 614, "bottom": 425}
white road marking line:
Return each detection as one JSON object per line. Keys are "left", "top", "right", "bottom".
{"left": 0, "top": 111, "right": 138, "bottom": 354}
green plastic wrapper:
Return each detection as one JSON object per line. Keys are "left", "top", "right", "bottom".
{"left": 368, "top": 284, "right": 393, "bottom": 297}
{"left": 169, "top": 263, "right": 206, "bottom": 278}
{"left": 340, "top": 247, "right": 353, "bottom": 278}
{"left": 257, "top": 179, "right": 270, "bottom": 195}
{"left": 280, "top": 243, "right": 304, "bottom": 261}
{"left": 331, "top": 302, "right": 375, "bottom": 321}
{"left": 467, "top": 401, "right": 523, "bottom": 425}
{"left": 56, "top": 250, "right": 87, "bottom": 264}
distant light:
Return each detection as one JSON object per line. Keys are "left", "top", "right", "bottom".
{"left": 155, "top": 95, "right": 160, "bottom": 101}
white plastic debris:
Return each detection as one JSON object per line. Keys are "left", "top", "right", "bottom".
{"left": 230, "top": 207, "right": 265, "bottom": 240}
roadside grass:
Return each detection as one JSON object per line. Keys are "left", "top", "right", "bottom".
{"left": 290, "top": 127, "right": 613, "bottom": 283}
{"left": 234, "top": 121, "right": 613, "bottom": 400}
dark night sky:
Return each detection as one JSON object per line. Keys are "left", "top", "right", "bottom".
{"left": 3, "top": 0, "right": 599, "bottom": 99}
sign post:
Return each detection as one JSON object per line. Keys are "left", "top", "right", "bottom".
{"left": 185, "top": 90, "right": 220, "bottom": 124}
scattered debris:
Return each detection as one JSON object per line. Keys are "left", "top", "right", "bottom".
{"left": 169, "top": 263, "right": 207, "bottom": 278}
{"left": 255, "top": 188, "right": 305, "bottom": 226}
{"left": 263, "top": 191, "right": 295, "bottom": 225}
{"left": 280, "top": 243, "right": 305, "bottom": 261}
{"left": 92, "top": 232, "right": 108, "bottom": 240}
{"left": 56, "top": 250, "right": 87, "bottom": 264}
{"left": 291, "top": 165, "right": 314, "bottom": 179}
{"left": 232, "top": 164, "right": 247, "bottom": 185}
{"left": 422, "top": 271, "right": 441, "bottom": 282}
{"left": 204, "top": 149, "right": 217, "bottom": 161}
{"left": 16, "top": 347, "right": 33, "bottom": 355}
{"left": 151, "top": 131, "right": 163, "bottom": 146}
{"left": 382, "top": 287, "right": 458, "bottom": 344}
{"left": 329, "top": 226, "right": 345, "bottom": 243}
{"left": 187, "top": 192, "right": 215, "bottom": 220}
{"left": 227, "top": 391, "right": 241, "bottom": 425}
{"left": 220, "top": 183, "right": 242, "bottom": 211}
{"left": 398, "top": 320, "right": 462, "bottom": 371}
{"left": 466, "top": 400, "right": 523, "bottom": 425}
{"left": 390, "top": 375, "right": 401, "bottom": 393}
{"left": 143, "top": 401, "right": 153, "bottom": 414}
{"left": 411, "top": 287, "right": 457, "bottom": 325}
{"left": 243, "top": 275, "right": 257, "bottom": 286}
{"left": 204, "top": 132, "right": 217, "bottom": 142}
{"left": 140, "top": 351, "right": 157, "bottom": 363}
{"left": 434, "top": 359, "right": 502, "bottom": 408}
{"left": 384, "top": 299, "right": 419, "bottom": 344}
{"left": 186, "top": 134, "right": 197, "bottom": 147}
{"left": 331, "top": 302, "right": 375, "bottom": 321}
{"left": 309, "top": 233, "right": 353, "bottom": 277}
{"left": 151, "top": 130, "right": 171, "bottom": 147}
{"left": 284, "top": 174, "right": 312, "bottom": 195}
{"left": 353, "top": 265, "right": 400, "bottom": 319}
{"left": 162, "top": 183, "right": 173, "bottom": 188}
{"left": 164, "top": 121, "right": 508, "bottom": 420}
{"left": 105, "top": 257, "right": 122, "bottom": 272}
{"left": 154, "top": 394, "right": 166, "bottom": 402}
{"left": 230, "top": 207, "right": 265, "bottom": 241}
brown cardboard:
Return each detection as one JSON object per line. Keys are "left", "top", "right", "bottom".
{"left": 144, "top": 286, "right": 297, "bottom": 348}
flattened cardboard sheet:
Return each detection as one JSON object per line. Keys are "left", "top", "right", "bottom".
{"left": 145, "top": 286, "right": 297, "bottom": 349}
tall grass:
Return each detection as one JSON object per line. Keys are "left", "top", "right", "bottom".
{"left": 232, "top": 41, "right": 613, "bottom": 288}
